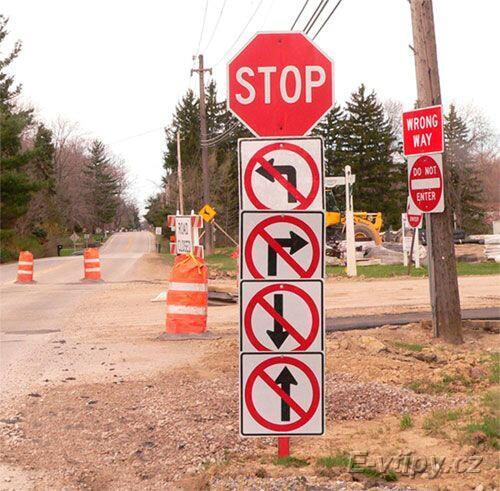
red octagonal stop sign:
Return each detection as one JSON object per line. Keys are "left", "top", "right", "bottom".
{"left": 228, "top": 32, "right": 334, "bottom": 137}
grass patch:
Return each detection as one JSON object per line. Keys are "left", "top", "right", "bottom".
{"left": 394, "top": 341, "right": 424, "bottom": 352}
{"left": 317, "top": 453, "right": 397, "bottom": 482}
{"left": 465, "top": 416, "right": 499, "bottom": 449}
{"left": 326, "top": 262, "right": 500, "bottom": 278}
{"left": 483, "top": 389, "right": 500, "bottom": 412}
{"left": 407, "top": 372, "right": 473, "bottom": 395}
{"left": 423, "top": 409, "right": 463, "bottom": 434}
{"left": 488, "top": 353, "right": 500, "bottom": 384}
{"left": 400, "top": 413, "right": 413, "bottom": 430}
{"left": 274, "top": 456, "right": 309, "bottom": 468}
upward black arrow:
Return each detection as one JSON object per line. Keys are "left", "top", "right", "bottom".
{"left": 256, "top": 158, "right": 298, "bottom": 203}
{"left": 266, "top": 294, "right": 289, "bottom": 349}
{"left": 275, "top": 366, "right": 298, "bottom": 421}
{"left": 267, "top": 231, "right": 308, "bottom": 276}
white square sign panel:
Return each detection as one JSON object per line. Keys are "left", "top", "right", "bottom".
{"left": 240, "top": 352, "right": 324, "bottom": 436}
{"left": 408, "top": 154, "right": 444, "bottom": 213}
{"left": 240, "top": 280, "right": 324, "bottom": 352}
{"left": 240, "top": 211, "right": 325, "bottom": 280}
{"left": 174, "top": 216, "right": 195, "bottom": 254}
{"left": 239, "top": 137, "right": 324, "bottom": 211}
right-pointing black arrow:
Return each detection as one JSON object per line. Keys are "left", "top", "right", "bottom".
{"left": 255, "top": 158, "right": 298, "bottom": 203}
{"left": 266, "top": 294, "right": 289, "bottom": 349}
{"left": 267, "top": 231, "right": 309, "bottom": 276}
{"left": 275, "top": 366, "right": 298, "bottom": 421}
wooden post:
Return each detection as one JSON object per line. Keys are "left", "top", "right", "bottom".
{"left": 192, "top": 54, "right": 214, "bottom": 255}
{"left": 410, "top": 0, "right": 462, "bottom": 343}
{"left": 177, "top": 131, "right": 184, "bottom": 215}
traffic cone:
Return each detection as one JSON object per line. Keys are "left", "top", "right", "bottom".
{"left": 160, "top": 253, "right": 218, "bottom": 340}
{"left": 16, "top": 251, "right": 34, "bottom": 283}
{"left": 83, "top": 248, "right": 102, "bottom": 281}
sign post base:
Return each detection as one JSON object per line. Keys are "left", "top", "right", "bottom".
{"left": 277, "top": 437, "right": 290, "bottom": 458}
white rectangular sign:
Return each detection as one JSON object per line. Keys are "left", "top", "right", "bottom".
{"left": 239, "top": 137, "right": 324, "bottom": 211}
{"left": 408, "top": 154, "right": 444, "bottom": 213}
{"left": 240, "top": 211, "right": 325, "bottom": 280}
{"left": 240, "top": 280, "right": 324, "bottom": 353}
{"left": 174, "top": 216, "right": 194, "bottom": 254}
{"left": 155, "top": 227, "right": 162, "bottom": 235}
{"left": 240, "top": 352, "right": 324, "bottom": 436}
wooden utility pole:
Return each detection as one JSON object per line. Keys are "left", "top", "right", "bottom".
{"left": 176, "top": 131, "right": 184, "bottom": 215}
{"left": 410, "top": 0, "right": 462, "bottom": 343}
{"left": 192, "top": 54, "right": 214, "bottom": 254}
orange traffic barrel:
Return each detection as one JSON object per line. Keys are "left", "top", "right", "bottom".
{"left": 83, "top": 248, "right": 101, "bottom": 281}
{"left": 17, "top": 251, "right": 34, "bottom": 283}
{"left": 165, "top": 254, "right": 208, "bottom": 335}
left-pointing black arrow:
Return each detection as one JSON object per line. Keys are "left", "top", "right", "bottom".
{"left": 275, "top": 366, "right": 298, "bottom": 421}
{"left": 267, "top": 231, "right": 308, "bottom": 276}
{"left": 255, "top": 158, "right": 298, "bottom": 203}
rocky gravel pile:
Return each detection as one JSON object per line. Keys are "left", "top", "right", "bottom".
{"left": 326, "top": 373, "right": 464, "bottom": 421}
{"left": 0, "top": 365, "right": 464, "bottom": 488}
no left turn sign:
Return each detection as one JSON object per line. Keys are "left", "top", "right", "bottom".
{"left": 239, "top": 137, "right": 324, "bottom": 211}
{"left": 240, "top": 280, "right": 323, "bottom": 352}
{"left": 240, "top": 352, "right": 324, "bottom": 435}
{"left": 240, "top": 211, "right": 324, "bottom": 280}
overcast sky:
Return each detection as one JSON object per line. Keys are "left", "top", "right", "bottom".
{"left": 3, "top": 0, "right": 499, "bottom": 213}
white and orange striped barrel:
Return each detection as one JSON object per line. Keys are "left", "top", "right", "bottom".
{"left": 83, "top": 248, "right": 101, "bottom": 280}
{"left": 166, "top": 254, "right": 208, "bottom": 334}
{"left": 17, "top": 251, "right": 34, "bottom": 283}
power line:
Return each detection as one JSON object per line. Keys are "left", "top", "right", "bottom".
{"left": 212, "top": 0, "right": 265, "bottom": 67}
{"left": 110, "top": 127, "right": 164, "bottom": 145}
{"left": 302, "top": 0, "right": 327, "bottom": 33}
{"left": 290, "top": 0, "right": 310, "bottom": 30}
{"left": 196, "top": 0, "right": 210, "bottom": 54}
{"left": 305, "top": 0, "right": 330, "bottom": 35}
{"left": 312, "top": 0, "right": 344, "bottom": 39}
{"left": 202, "top": 0, "right": 228, "bottom": 53}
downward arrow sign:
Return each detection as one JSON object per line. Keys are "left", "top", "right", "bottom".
{"left": 256, "top": 158, "right": 298, "bottom": 203}
{"left": 266, "top": 294, "right": 289, "bottom": 349}
{"left": 267, "top": 231, "right": 308, "bottom": 276}
{"left": 275, "top": 366, "right": 298, "bottom": 421}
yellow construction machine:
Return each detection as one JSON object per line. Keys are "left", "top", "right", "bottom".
{"left": 325, "top": 186, "right": 383, "bottom": 256}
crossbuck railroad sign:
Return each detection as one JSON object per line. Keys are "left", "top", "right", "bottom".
{"left": 240, "top": 211, "right": 324, "bottom": 280}
{"left": 240, "top": 280, "right": 323, "bottom": 352}
{"left": 240, "top": 352, "right": 324, "bottom": 435}
{"left": 239, "top": 137, "right": 324, "bottom": 211}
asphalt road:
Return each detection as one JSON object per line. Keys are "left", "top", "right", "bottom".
{"left": 0, "top": 231, "right": 154, "bottom": 401}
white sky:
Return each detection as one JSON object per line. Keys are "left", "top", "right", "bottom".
{"left": 3, "top": 0, "right": 499, "bottom": 213}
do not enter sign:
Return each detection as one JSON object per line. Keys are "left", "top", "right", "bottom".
{"left": 408, "top": 154, "right": 444, "bottom": 213}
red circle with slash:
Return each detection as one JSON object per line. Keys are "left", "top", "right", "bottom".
{"left": 244, "top": 142, "right": 320, "bottom": 210}
{"left": 245, "top": 356, "right": 320, "bottom": 431}
{"left": 245, "top": 215, "right": 320, "bottom": 278}
{"left": 245, "top": 283, "right": 319, "bottom": 351}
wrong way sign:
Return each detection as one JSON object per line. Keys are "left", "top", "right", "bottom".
{"left": 240, "top": 280, "right": 323, "bottom": 352}
{"left": 239, "top": 137, "right": 324, "bottom": 211}
{"left": 240, "top": 352, "right": 324, "bottom": 435}
{"left": 240, "top": 211, "right": 324, "bottom": 280}
{"left": 408, "top": 154, "right": 444, "bottom": 213}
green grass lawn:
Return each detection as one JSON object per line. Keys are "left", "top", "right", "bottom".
{"left": 160, "top": 246, "right": 499, "bottom": 278}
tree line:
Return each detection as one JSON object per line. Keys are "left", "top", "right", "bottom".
{"left": 146, "top": 79, "right": 497, "bottom": 242}
{"left": 0, "top": 16, "right": 139, "bottom": 262}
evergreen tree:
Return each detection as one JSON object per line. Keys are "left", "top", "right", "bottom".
{"left": 84, "top": 140, "right": 120, "bottom": 230}
{"left": 444, "top": 105, "right": 485, "bottom": 232}
{"left": 0, "top": 15, "right": 38, "bottom": 228}
{"left": 338, "top": 85, "right": 405, "bottom": 227}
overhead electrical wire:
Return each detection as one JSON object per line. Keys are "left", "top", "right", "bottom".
{"left": 202, "top": 0, "right": 228, "bottom": 54}
{"left": 290, "top": 0, "right": 310, "bottom": 30}
{"left": 212, "top": 0, "right": 265, "bottom": 67}
{"left": 305, "top": 0, "right": 330, "bottom": 34}
{"left": 312, "top": 0, "right": 344, "bottom": 39}
{"left": 302, "top": 0, "right": 327, "bottom": 33}
{"left": 196, "top": 0, "right": 210, "bottom": 54}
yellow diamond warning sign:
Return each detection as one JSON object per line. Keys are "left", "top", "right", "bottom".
{"left": 199, "top": 204, "right": 217, "bottom": 223}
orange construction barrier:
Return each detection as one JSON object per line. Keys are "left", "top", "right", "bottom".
{"left": 17, "top": 251, "right": 34, "bottom": 283}
{"left": 166, "top": 253, "right": 208, "bottom": 335}
{"left": 83, "top": 248, "right": 101, "bottom": 281}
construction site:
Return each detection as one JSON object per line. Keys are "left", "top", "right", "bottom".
{"left": 1, "top": 1, "right": 499, "bottom": 490}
